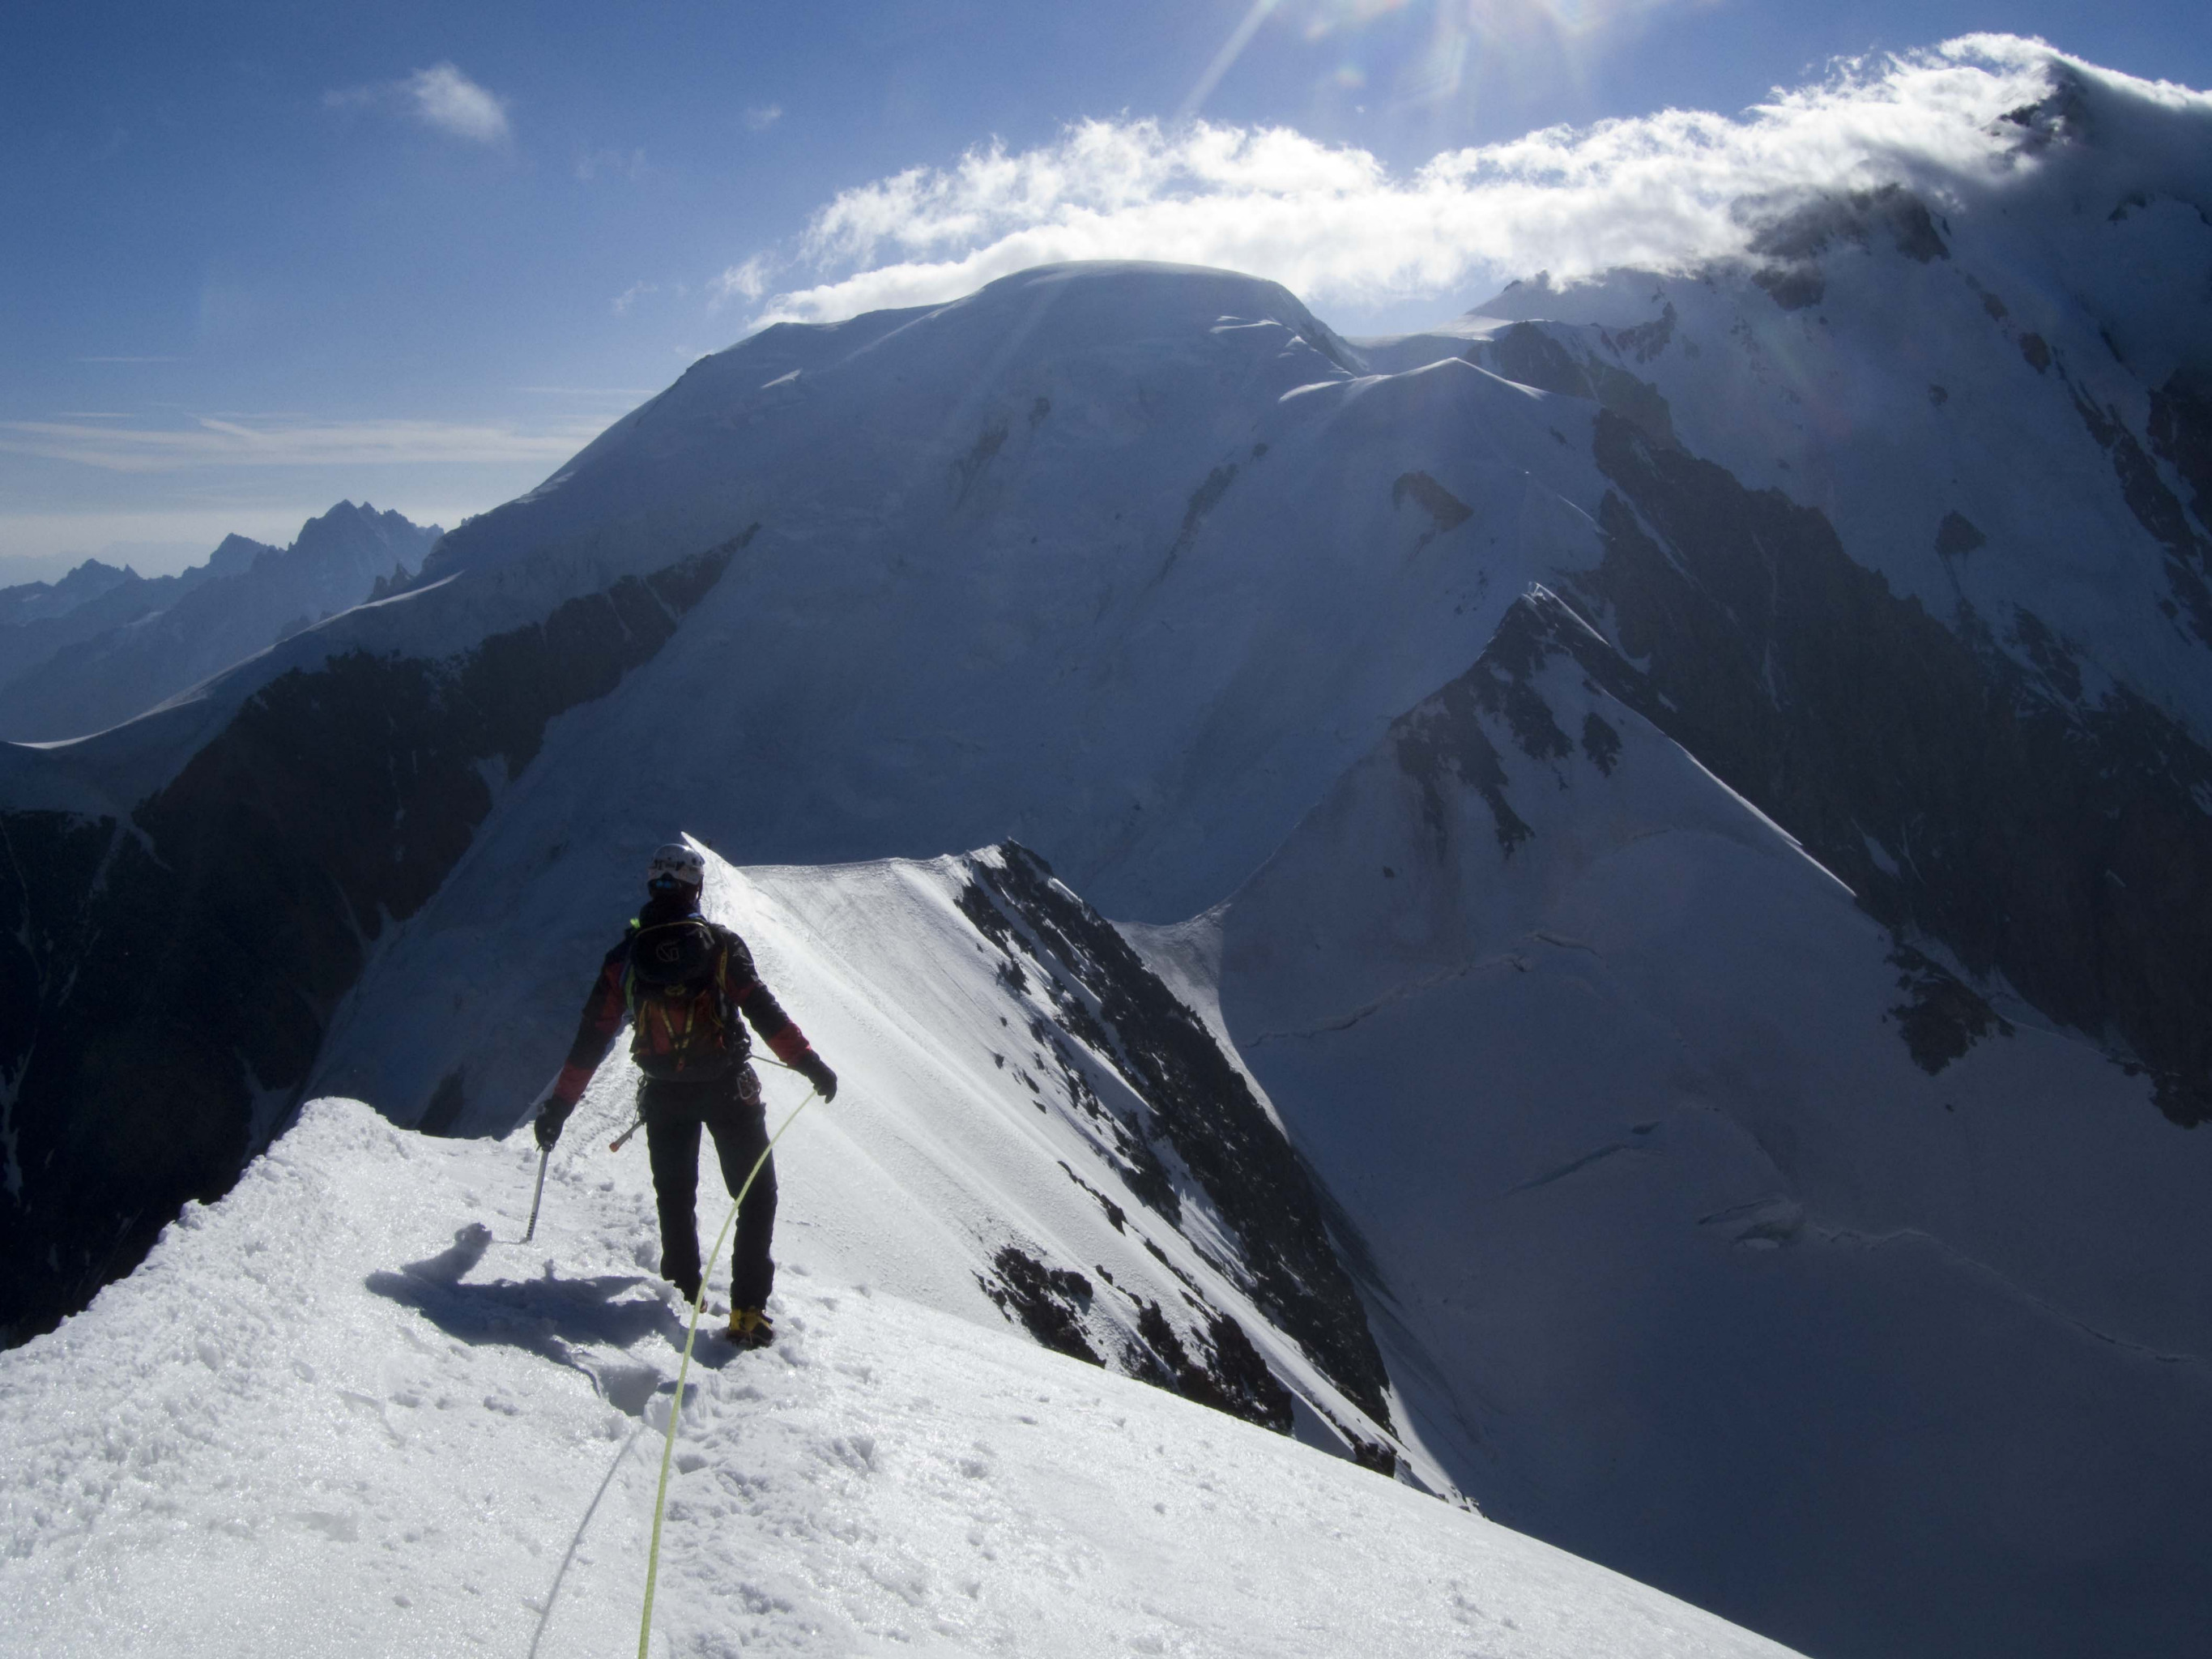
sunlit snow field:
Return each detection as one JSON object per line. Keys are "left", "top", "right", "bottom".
{"left": 0, "top": 1095, "right": 1801, "bottom": 1658}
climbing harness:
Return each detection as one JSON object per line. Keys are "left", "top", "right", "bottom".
{"left": 636, "top": 1077, "right": 826, "bottom": 1659}
{"left": 607, "top": 1056, "right": 804, "bottom": 1155}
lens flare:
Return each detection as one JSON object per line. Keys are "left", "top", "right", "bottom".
{"left": 1281, "top": 0, "right": 1707, "bottom": 111}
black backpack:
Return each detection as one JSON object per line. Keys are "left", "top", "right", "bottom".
{"left": 624, "top": 919, "right": 744, "bottom": 1078}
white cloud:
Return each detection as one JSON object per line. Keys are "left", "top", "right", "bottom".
{"left": 326, "top": 62, "right": 511, "bottom": 145}
{"left": 710, "top": 254, "right": 775, "bottom": 309}
{"left": 612, "top": 281, "right": 659, "bottom": 315}
{"left": 407, "top": 63, "right": 510, "bottom": 143}
{"left": 0, "top": 415, "right": 592, "bottom": 475}
{"left": 740, "top": 36, "right": 2211, "bottom": 329}
{"left": 744, "top": 104, "right": 782, "bottom": 132}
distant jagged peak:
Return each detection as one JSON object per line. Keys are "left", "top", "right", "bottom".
{"left": 49, "top": 555, "right": 133, "bottom": 591}
{"left": 203, "top": 533, "right": 279, "bottom": 579}
{"left": 288, "top": 499, "right": 444, "bottom": 571}
{"left": 0, "top": 556, "right": 141, "bottom": 626}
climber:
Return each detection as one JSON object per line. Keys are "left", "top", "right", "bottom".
{"left": 533, "top": 842, "right": 837, "bottom": 1348}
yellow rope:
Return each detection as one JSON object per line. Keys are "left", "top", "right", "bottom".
{"left": 637, "top": 1084, "right": 823, "bottom": 1659}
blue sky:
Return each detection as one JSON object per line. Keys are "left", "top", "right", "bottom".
{"left": 3, "top": 1, "right": 2206, "bottom": 574}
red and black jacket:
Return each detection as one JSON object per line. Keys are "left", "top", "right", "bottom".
{"left": 550, "top": 898, "right": 816, "bottom": 1106}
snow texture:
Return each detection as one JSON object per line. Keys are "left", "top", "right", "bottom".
{"left": 367, "top": 841, "right": 1420, "bottom": 1483}
{"left": 0, "top": 1093, "right": 1801, "bottom": 1659}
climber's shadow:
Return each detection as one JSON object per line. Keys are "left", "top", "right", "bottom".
{"left": 365, "top": 1222, "right": 686, "bottom": 1372}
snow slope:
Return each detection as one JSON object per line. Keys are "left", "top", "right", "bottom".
{"left": 336, "top": 834, "right": 1431, "bottom": 1483}
{"left": 1215, "top": 591, "right": 2212, "bottom": 1659}
{"left": 0, "top": 1094, "right": 1805, "bottom": 1659}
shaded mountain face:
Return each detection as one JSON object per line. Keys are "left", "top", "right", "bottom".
{"left": 2, "top": 56, "right": 2210, "bottom": 1659}
{"left": 1217, "top": 591, "right": 2212, "bottom": 1659}
{"left": 0, "top": 501, "right": 441, "bottom": 743}
{"left": 0, "top": 541, "right": 735, "bottom": 1342}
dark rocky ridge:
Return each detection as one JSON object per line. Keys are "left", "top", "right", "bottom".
{"left": 974, "top": 1244, "right": 1300, "bottom": 1437}
{"left": 0, "top": 539, "right": 741, "bottom": 1346}
{"left": 1473, "top": 322, "right": 1677, "bottom": 449}
{"left": 956, "top": 844, "right": 1393, "bottom": 1426}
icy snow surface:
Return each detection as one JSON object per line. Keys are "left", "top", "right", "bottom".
{"left": 0, "top": 1096, "right": 1801, "bottom": 1659}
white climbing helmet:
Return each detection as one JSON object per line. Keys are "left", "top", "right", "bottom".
{"left": 646, "top": 842, "right": 705, "bottom": 890}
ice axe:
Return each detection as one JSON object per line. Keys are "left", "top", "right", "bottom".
{"left": 522, "top": 1146, "right": 551, "bottom": 1243}
{"left": 608, "top": 1113, "right": 645, "bottom": 1154}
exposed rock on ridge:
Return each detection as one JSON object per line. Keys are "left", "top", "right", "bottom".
{"left": 956, "top": 843, "right": 1394, "bottom": 1427}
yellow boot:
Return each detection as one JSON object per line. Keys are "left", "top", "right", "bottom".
{"left": 726, "top": 1306, "right": 774, "bottom": 1350}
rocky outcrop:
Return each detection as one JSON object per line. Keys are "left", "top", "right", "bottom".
{"left": 956, "top": 844, "right": 1392, "bottom": 1425}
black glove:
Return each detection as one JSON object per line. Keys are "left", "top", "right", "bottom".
{"left": 795, "top": 1052, "right": 838, "bottom": 1101}
{"left": 535, "top": 1098, "right": 574, "bottom": 1150}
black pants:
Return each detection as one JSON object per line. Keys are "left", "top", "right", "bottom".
{"left": 641, "top": 1065, "right": 776, "bottom": 1309}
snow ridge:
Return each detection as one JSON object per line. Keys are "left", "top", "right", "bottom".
{"left": 0, "top": 1095, "right": 1804, "bottom": 1659}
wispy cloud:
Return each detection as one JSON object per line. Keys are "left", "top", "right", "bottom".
{"left": 739, "top": 36, "right": 2208, "bottom": 329}
{"left": 326, "top": 62, "right": 512, "bottom": 145}
{"left": 0, "top": 414, "right": 592, "bottom": 475}
{"left": 409, "top": 63, "right": 510, "bottom": 142}
{"left": 576, "top": 145, "right": 648, "bottom": 182}
{"left": 76, "top": 355, "right": 181, "bottom": 364}
{"left": 744, "top": 104, "right": 783, "bottom": 132}
{"left": 612, "top": 280, "right": 659, "bottom": 314}
{"left": 710, "top": 254, "right": 775, "bottom": 310}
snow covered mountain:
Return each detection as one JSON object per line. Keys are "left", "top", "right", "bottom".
{"left": 1213, "top": 590, "right": 2212, "bottom": 1657}
{"left": 0, "top": 1085, "right": 1802, "bottom": 1659}
{"left": 0, "top": 501, "right": 441, "bottom": 742}
{"left": 6, "top": 43, "right": 2211, "bottom": 1659}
